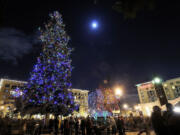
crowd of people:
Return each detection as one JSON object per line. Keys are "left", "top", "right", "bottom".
{"left": 0, "top": 103, "right": 180, "bottom": 135}
{"left": 61, "top": 116, "right": 126, "bottom": 135}
{"left": 151, "top": 103, "right": 180, "bottom": 135}
{"left": 0, "top": 114, "right": 151, "bottom": 135}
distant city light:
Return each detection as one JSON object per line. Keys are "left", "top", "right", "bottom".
{"left": 123, "top": 104, "right": 128, "bottom": 109}
{"left": 134, "top": 105, "right": 140, "bottom": 110}
{"left": 174, "top": 107, "right": 180, "bottom": 113}
{"left": 145, "top": 106, "right": 151, "bottom": 116}
{"left": 103, "top": 80, "right": 108, "bottom": 84}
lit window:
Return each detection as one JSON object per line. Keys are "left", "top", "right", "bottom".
{"left": 10, "top": 91, "right": 16, "bottom": 95}
{"left": 11, "top": 85, "right": 17, "bottom": 89}
{"left": 4, "top": 89, "right": 9, "bottom": 93}
{"left": 3, "top": 95, "right": 6, "bottom": 99}
{"left": 5, "top": 84, "right": 10, "bottom": 88}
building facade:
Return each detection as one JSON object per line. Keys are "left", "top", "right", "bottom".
{"left": 163, "top": 77, "right": 180, "bottom": 100}
{"left": 0, "top": 79, "right": 26, "bottom": 116}
{"left": 137, "top": 81, "right": 157, "bottom": 104}
{"left": 0, "top": 78, "right": 89, "bottom": 117}
{"left": 136, "top": 77, "right": 180, "bottom": 116}
{"left": 71, "top": 89, "right": 89, "bottom": 117}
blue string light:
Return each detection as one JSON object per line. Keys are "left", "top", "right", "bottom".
{"left": 14, "top": 11, "right": 78, "bottom": 115}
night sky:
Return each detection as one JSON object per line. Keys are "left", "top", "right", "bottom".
{"left": 1, "top": 0, "right": 180, "bottom": 103}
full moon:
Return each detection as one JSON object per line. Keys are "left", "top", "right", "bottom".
{"left": 91, "top": 21, "right": 98, "bottom": 29}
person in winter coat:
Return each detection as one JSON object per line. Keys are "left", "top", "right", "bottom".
{"left": 163, "top": 103, "right": 180, "bottom": 135}
{"left": 64, "top": 119, "right": 70, "bottom": 135}
{"left": 81, "top": 118, "right": 86, "bottom": 135}
{"left": 69, "top": 117, "right": 75, "bottom": 135}
{"left": 106, "top": 117, "right": 111, "bottom": 135}
{"left": 116, "top": 116, "right": 125, "bottom": 135}
{"left": 60, "top": 120, "right": 64, "bottom": 134}
{"left": 137, "top": 117, "right": 150, "bottom": 135}
{"left": 151, "top": 106, "right": 166, "bottom": 135}
{"left": 86, "top": 117, "right": 93, "bottom": 135}
{"left": 75, "top": 118, "right": 79, "bottom": 135}
{"left": 110, "top": 117, "right": 117, "bottom": 135}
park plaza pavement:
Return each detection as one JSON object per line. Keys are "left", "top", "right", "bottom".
{"left": 39, "top": 132, "right": 155, "bottom": 135}
{"left": 13, "top": 131, "right": 155, "bottom": 135}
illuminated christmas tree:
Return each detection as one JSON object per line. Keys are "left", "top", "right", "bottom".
{"left": 18, "top": 11, "right": 78, "bottom": 116}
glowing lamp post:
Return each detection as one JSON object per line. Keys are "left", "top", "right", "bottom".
{"left": 0, "top": 106, "right": 4, "bottom": 110}
{"left": 115, "top": 88, "right": 123, "bottom": 97}
{"left": 114, "top": 87, "right": 123, "bottom": 116}
{"left": 152, "top": 77, "right": 162, "bottom": 84}
{"left": 152, "top": 77, "right": 168, "bottom": 106}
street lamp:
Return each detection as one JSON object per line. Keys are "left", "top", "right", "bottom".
{"left": 0, "top": 106, "right": 4, "bottom": 110}
{"left": 114, "top": 87, "right": 123, "bottom": 116}
{"left": 123, "top": 104, "right": 128, "bottom": 109}
{"left": 152, "top": 77, "right": 162, "bottom": 84}
{"left": 115, "top": 87, "right": 123, "bottom": 97}
{"left": 152, "top": 77, "right": 168, "bottom": 107}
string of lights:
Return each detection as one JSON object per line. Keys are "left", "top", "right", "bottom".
{"left": 15, "top": 11, "right": 78, "bottom": 115}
